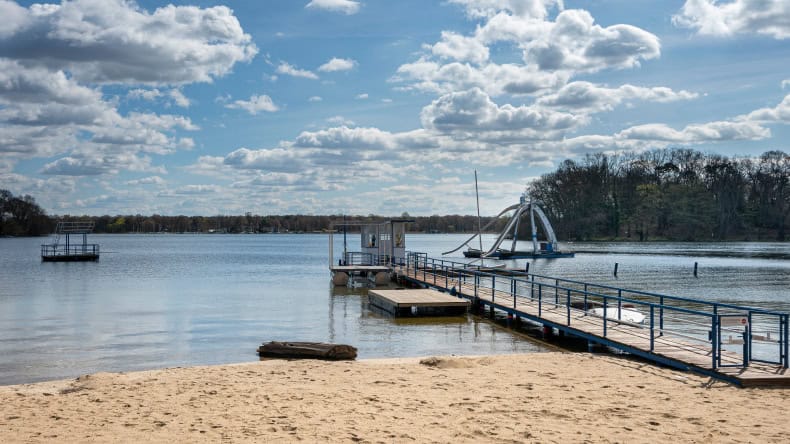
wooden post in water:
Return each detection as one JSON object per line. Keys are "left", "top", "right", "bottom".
{"left": 694, "top": 262, "right": 698, "bottom": 277}
{"left": 613, "top": 262, "right": 619, "bottom": 277}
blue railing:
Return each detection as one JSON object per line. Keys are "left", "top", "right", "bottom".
{"left": 403, "top": 252, "right": 790, "bottom": 370}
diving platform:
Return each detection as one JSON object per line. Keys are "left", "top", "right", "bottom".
{"left": 41, "top": 221, "right": 100, "bottom": 262}
{"left": 368, "top": 289, "right": 469, "bottom": 317}
{"left": 397, "top": 253, "right": 790, "bottom": 387}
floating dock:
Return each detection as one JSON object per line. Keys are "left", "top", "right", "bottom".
{"left": 41, "top": 221, "right": 100, "bottom": 262}
{"left": 398, "top": 253, "right": 790, "bottom": 387}
{"left": 368, "top": 289, "right": 469, "bottom": 317}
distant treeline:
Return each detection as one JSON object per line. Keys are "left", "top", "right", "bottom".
{"left": 55, "top": 214, "right": 507, "bottom": 235}
{"left": 3, "top": 147, "right": 788, "bottom": 241}
{"left": 528, "top": 149, "right": 789, "bottom": 241}
{"left": 0, "top": 190, "right": 504, "bottom": 236}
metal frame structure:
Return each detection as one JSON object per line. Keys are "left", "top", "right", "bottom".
{"left": 41, "top": 221, "right": 100, "bottom": 262}
{"left": 444, "top": 194, "right": 573, "bottom": 259}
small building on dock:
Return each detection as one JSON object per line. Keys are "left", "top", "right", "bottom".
{"left": 41, "top": 221, "right": 100, "bottom": 262}
{"left": 328, "top": 218, "right": 412, "bottom": 286}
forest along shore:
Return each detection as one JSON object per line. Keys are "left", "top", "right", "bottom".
{"left": 0, "top": 353, "right": 787, "bottom": 443}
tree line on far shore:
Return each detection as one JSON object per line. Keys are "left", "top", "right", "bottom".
{"left": 2, "top": 147, "right": 788, "bottom": 241}
{"left": 1, "top": 190, "right": 505, "bottom": 236}
{"left": 528, "top": 148, "right": 789, "bottom": 241}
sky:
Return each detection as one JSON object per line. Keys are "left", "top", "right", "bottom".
{"left": 1, "top": 0, "right": 789, "bottom": 217}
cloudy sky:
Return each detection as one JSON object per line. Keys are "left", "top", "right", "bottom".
{"left": 1, "top": 0, "right": 789, "bottom": 216}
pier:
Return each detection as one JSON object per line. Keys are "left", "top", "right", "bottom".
{"left": 396, "top": 253, "right": 790, "bottom": 387}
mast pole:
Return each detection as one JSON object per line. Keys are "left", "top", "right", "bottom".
{"left": 475, "top": 170, "right": 483, "bottom": 253}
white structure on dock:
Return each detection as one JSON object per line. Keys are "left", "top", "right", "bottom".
{"left": 328, "top": 218, "right": 412, "bottom": 286}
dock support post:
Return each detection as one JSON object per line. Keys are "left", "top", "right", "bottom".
{"left": 489, "top": 305, "right": 495, "bottom": 319}
{"left": 650, "top": 305, "right": 655, "bottom": 352}
{"left": 587, "top": 341, "right": 595, "bottom": 353}
{"left": 507, "top": 313, "right": 513, "bottom": 328}
{"left": 542, "top": 325, "right": 552, "bottom": 339}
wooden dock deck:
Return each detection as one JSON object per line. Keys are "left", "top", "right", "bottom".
{"left": 368, "top": 289, "right": 469, "bottom": 316}
{"left": 397, "top": 258, "right": 789, "bottom": 387}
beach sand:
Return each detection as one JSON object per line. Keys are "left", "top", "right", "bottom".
{"left": 1, "top": 352, "right": 787, "bottom": 443}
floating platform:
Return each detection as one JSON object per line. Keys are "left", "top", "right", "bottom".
{"left": 463, "top": 249, "right": 575, "bottom": 259}
{"left": 41, "top": 248, "right": 100, "bottom": 262}
{"left": 330, "top": 265, "right": 391, "bottom": 286}
{"left": 41, "top": 221, "right": 100, "bottom": 262}
{"left": 368, "top": 289, "right": 469, "bottom": 317}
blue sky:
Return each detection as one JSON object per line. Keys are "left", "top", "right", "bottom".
{"left": 1, "top": 0, "right": 789, "bottom": 216}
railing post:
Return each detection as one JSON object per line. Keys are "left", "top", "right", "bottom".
{"left": 530, "top": 274, "right": 535, "bottom": 300}
{"left": 566, "top": 289, "right": 571, "bottom": 325}
{"left": 617, "top": 289, "right": 622, "bottom": 321}
{"left": 445, "top": 263, "right": 449, "bottom": 289}
{"left": 603, "top": 296, "right": 608, "bottom": 337}
{"left": 554, "top": 279, "right": 558, "bottom": 305}
{"left": 583, "top": 283, "right": 588, "bottom": 312}
{"left": 474, "top": 274, "right": 479, "bottom": 298}
{"left": 512, "top": 279, "right": 516, "bottom": 309}
{"left": 492, "top": 275, "right": 496, "bottom": 303}
{"left": 650, "top": 305, "right": 655, "bottom": 352}
{"left": 432, "top": 259, "right": 436, "bottom": 285}
{"left": 659, "top": 295, "right": 664, "bottom": 337}
{"left": 712, "top": 313, "right": 719, "bottom": 370}
{"left": 784, "top": 314, "right": 789, "bottom": 368}
{"left": 538, "top": 284, "right": 542, "bottom": 317}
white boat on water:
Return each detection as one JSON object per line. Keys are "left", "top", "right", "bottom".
{"left": 589, "top": 307, "right": 646, "bottom": 324}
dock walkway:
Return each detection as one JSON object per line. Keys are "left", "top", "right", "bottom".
{"left": 397, "top": 253, "right": 789, "bottom": 387}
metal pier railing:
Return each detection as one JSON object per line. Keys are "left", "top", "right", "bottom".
{"left": 398, "top": 252, "right": 789, "bottom": 384}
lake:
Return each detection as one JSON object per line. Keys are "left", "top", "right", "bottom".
{"left": 1, "top": 233, "right": 789, "bottom": 385}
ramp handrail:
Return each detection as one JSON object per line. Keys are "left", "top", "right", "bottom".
{"left": 403, "top": 252, "right": 790, "bottom": 370}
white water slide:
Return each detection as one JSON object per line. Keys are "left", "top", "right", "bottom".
{"left": 442, "top": 195, "right": 566, "bottom": 258}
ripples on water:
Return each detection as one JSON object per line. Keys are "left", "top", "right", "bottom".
{"left": 0, "top": 233, "right": 788, "bottom": 385}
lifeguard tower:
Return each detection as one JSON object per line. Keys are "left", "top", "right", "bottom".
{"left": 328, "top": 218, "right": 412, "bottom": 286}
{"left": 41, "top": 221, "right": 100, "bottom": 262}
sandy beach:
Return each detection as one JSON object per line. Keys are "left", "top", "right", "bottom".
{"left": 1, "top": 352, "right": 787, "bottom": 443}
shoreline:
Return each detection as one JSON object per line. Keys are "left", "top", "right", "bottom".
{"left": 1, "top": 353, "right": 787, "bottom": 443}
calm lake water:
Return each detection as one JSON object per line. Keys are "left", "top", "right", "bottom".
{"left": 1, "top": 233, "right": 789, "bottom": 385}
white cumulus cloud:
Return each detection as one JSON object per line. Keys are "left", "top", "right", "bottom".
{"left": 673, "top": 0, "right": 790, "bottom": 39}
{"left": 318, "top": 57, "right": 357, "bottom": 72}
{"left": 305, "top": 0, "right": 361, "bottom": 15}
{"left": 0, "top": 0, "right": 258, "bottom": 85}
{"left": 225, "top": 95, "right": 279, "bottom": 115}
{"left": 276, "top": 62, "right": 319, "bottom": 80}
